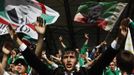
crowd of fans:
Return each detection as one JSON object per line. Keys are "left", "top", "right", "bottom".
{"left": 0, "top": 17, "right": 134, "bottom": 75}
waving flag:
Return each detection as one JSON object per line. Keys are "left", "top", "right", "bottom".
{"left": 74, "top": 1, "right": 127, "bottom": 31}
{"left": 0, "top": 0, "right": 60, "bottom": 26}
{"left": 0, "top": 0, "right": 59, "bottom": 39}
{"left": 125, "top": 28, "right": 134, "bottom": 54}
{"left": 0, "top": 23, "right": 39, "bottom": 39}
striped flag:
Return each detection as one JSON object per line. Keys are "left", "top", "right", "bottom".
{"left": 0, "top": 23, "right": 39, "bottom": 39}
{"left": 74, "top": 1, "right": 127, "bottom": 31}
{"left": 0, "top": 0, "right": 60, "bottom": 26}
{"left": 0, "top": 0, "right": 59, "bottom": 39}
{"left": 125, "top": 28, "right": 134, "bottom": 54}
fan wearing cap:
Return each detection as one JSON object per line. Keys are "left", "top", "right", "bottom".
{"left": 14, "top": 58, "right": 29, "bottom": 75}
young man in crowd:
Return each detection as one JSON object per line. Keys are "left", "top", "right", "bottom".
{"left": 7, "top": 17, "right": 129, "bottom": 75}
{"left": 14, "top": 58, "right": 29, "bottom": 75}
{"left": 0, "top": 41, "right": 30, "bottom": 75}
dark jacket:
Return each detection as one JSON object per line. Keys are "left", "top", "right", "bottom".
{"left": 22, "top": 46, "right": 119, "bottom": 75}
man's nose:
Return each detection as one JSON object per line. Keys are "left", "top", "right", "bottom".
{"left": 67, "top": 57, "right": 71, "bottom": 61}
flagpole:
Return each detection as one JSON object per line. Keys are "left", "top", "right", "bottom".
{"left": 96, "top": 0, "right": 101, "bottom": 45}
{"left": 63, "top": 0, "right": 76, "bottom": 48}
{"left": 103, "top": 3, "right": 128, "bottom": 44}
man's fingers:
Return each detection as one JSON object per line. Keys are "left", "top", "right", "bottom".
{"left": 7, "top": 24, "right": 12, "bottom": 30}
{"left": 37, "top": 17, "right": 44, "bottom": 27}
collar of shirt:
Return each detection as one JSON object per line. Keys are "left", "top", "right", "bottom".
{"left": 64, "top": 71, "right": 74, "bottom": 75}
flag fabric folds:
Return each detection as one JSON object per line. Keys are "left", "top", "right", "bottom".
{"left": 0, "top": 0, "right": 59, "bottom": 39}
{"left": 125, "top": 28, "right": 134, "bottom": 54}
{"left": 74, "top": 1, "right": 127, "bottom": 31}
{"left": 0, "top": 0, "right": 60, "bottom": 26}
{"left": 0, "top": 23, "right": 38, "bottom": 39}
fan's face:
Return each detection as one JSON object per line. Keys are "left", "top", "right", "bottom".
{"left": 62, "top": 51, "right": 77, "bottom": 71}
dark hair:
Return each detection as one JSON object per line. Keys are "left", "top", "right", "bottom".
{"left": 62, "top": 47, "right": 79, "bottom": 61}
{"left": 116, "top": 50, "right": 134, "bottom": 73}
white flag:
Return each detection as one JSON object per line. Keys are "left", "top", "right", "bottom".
{"left": 125, "top": 28, "right": 134, "bottom": 54}
{"left": 0, "top": 24, "right": 39, "bottom": 39}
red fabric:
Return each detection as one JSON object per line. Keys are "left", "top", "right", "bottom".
{"left": 27, "top": 24, "right": 35, "bottom": 30}
{"left": 74, "top": 13, "right": 87, "bottom": 23}
{"left": 22, "top": 39, "right": 31, "bottom": 46}
{"left": 39, "top": 3, "right": 46, "bottom": 14}
{"left": 0, "top": 18, "right": 9, "bottom": 25}
{"left": 33, "top": 0, "right": 46, "bottom": 14}
{"left": 97, "top": 19, "right": 108, "bottom": 30}
{"left": 0, "top": 18, "right": 18, "bottom": 27}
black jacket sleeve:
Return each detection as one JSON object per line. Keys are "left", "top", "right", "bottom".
{"left": 21, "top": 47, "right": 53, "bottom": 75}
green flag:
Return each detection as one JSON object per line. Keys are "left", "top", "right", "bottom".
{"left": 74, "top": 1, "right": 127, "bottom": 31}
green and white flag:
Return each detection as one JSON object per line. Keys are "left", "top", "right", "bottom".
{"left": 0, "top": 23, "right": 39, "bottom": 39}
{"left": 0, "top": 0, "right": 60, "bottom": 26}
{"left": 0, "top": 0, "right": 59, "bottom": 39}
{"left": 74, "top": 1, "right": 127, "bottom": 31}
